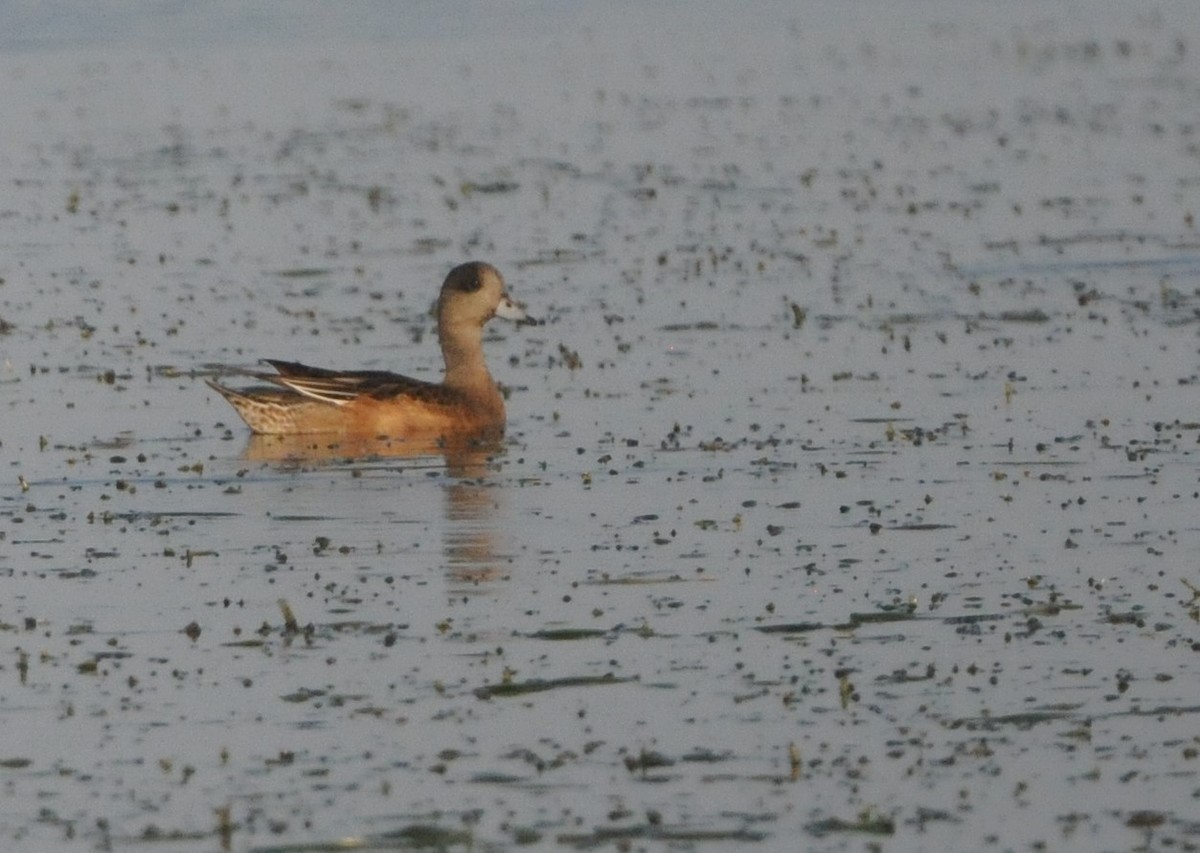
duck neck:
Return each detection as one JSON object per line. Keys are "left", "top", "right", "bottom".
{"left": 439, "top": 319, "right": 496, "bottom": 393}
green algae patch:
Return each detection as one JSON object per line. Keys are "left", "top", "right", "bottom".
{"left": 475, "top": 673, "right": 636, "bottom": 700}
{"left": 527, "top": 628, "right": 609, "bottom": 641}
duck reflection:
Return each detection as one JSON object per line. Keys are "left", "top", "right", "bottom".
{"left": 239, "top": 431, "right": 510, "bottom": 589}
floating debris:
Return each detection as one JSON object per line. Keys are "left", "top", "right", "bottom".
{"left": 278, "top": 599, "right": 300, "bottom": 634}
{"left": 806, "top": 810, "right": 896, "bottom": 837}
{"left": 474, "top": 673, "right": 635, "bottom": 700}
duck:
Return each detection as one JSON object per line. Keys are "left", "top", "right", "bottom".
{"left": 206, "top": 261, "right": 536, "bottom": 438}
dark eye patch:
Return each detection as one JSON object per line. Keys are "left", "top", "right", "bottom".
{"left": 447, "top": 262, "right": 486, "bottom": 293}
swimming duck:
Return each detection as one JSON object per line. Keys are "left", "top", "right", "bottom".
{"left": 206, "top": 261, "right": 535, "bottom": 437}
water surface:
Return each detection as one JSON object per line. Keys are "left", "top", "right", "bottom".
{"left": 1, "top": 2, "right": 1199, "bottom": 851}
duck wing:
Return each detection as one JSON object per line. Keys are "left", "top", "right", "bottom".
{"left": 260, "top": 359, "right": 444, "bottom": 406}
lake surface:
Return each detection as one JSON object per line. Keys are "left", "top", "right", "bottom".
{"left": 1, "top": 2, "right": 1199, "bottom": 851}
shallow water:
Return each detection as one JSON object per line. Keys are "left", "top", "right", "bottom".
{"left": 2, "top": 2, "right": 1199, "bottom": 851}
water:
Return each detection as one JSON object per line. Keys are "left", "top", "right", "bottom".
{"left": 1, "top": 2, "right": 1199, "bottom": 850}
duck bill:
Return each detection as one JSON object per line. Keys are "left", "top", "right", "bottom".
{"left": 495, "top": 294, "right": 538, "bottom": 325}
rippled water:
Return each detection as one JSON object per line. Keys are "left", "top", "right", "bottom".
{"left": 1, "top": 2, "right": 1199, "bottom": 851}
